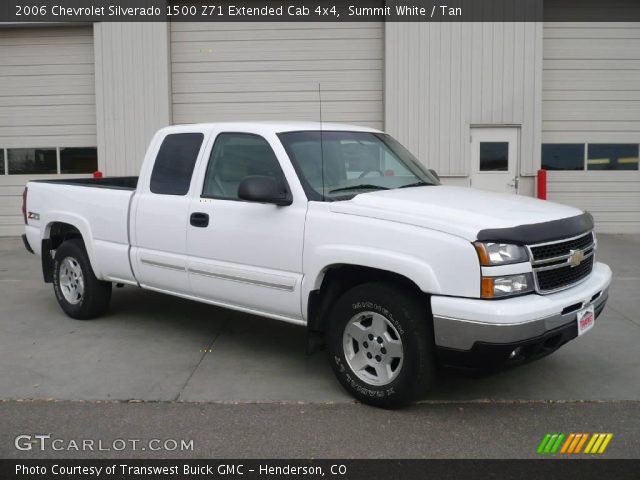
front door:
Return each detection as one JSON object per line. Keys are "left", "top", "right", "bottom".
{"left": 470, "top": 127, "right": 519, "bottom": 194}
{"left": 186, "top": 131, "right": 306, "bottom": 322}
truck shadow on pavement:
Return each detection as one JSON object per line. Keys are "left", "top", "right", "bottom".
{"left": 107, "top": 287, "right": 640, "bottom": 403}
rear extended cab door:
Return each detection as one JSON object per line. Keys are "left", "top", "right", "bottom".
{"left": 185, "top": 126, "right": 308, "bottom": 323}
{"left": 129, "top": 126, "right": 209, "bottom": 295}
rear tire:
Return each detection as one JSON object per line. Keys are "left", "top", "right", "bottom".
{"left": 326, "top": 282, "right": 436, "bottom": 408}
{"left": 52, "top": 239, "right": 112, "bottom": 320}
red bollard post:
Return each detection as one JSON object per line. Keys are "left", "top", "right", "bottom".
{"left": 93, "top": 171, "right": 103, "bottom": 178}
{"left": 537, "top": 169, "right": 547, "bottom": 200}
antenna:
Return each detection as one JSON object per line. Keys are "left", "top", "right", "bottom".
{"left": 318, "top": 83, "right": 325, "bottom": 201}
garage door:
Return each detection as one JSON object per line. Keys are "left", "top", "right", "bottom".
{"left": 0, "top": 26, "right": 97, "bottom": 236}
{"left": 542, "top": 20, "right": 640, "bottom": 233}
{"left": 170, "top": 22, "right": 384, "bottom": 129}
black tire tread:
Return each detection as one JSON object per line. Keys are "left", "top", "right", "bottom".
{"left": 326, "top": 281, "right": 436, "bottom": 408}
{"left": 52, "top": 239, "right": 111, "bottom": 320}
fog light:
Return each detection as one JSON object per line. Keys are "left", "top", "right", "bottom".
{"left": 509, "top": 347, "right": 523, "bottom": 359}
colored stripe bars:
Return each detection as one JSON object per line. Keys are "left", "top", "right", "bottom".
{"left": 537, "top": 433, "right": 613, "bottom": 454}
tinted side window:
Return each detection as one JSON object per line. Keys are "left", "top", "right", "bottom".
{"left": 202, "top": 133, "right": 286, "bottom": 200}
{"left": 150, "top": 133, "right": 204, "bottom": 195}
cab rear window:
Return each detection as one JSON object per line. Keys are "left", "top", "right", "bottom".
{"left": 150, "top": 133, "right": 204, "bottom": 195}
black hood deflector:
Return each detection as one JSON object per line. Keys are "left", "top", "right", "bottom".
{"left": 476, "top": 212, "right": 594, "bottom": 245}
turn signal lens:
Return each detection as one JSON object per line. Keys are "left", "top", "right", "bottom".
{"left": 475, "top": 243, "right": 490, "bottom": 265}
{"left": 481, "top": 277, "right": 495, "bottom": 298}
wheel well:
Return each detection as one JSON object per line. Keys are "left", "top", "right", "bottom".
{"left": 47, "top": 222, "right": 83, "bottom": 250}
{"left": 307, "top": 264, "right": 430, "bottom": 337}
{"left": 41, "top": 222, "right": 84, "bottom": 283}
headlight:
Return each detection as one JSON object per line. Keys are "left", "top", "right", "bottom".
{"left": 481, "top": 273, "right": 534, "bottom": 298}
{"left": 474, "top": 242, "right": 529, "bottom": 265}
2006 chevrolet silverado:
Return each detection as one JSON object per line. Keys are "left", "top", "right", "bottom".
{"left": 22, "top": 122, "right": 612, "bottom": 408}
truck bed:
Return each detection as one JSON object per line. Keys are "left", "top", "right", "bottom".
{"left": 32, "top": 176, "right": 138, "bottom": 191}
{"left": 25, "top": 177, "right": 138, "bottom": 285}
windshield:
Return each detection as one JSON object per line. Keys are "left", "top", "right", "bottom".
{"left": 277, "top": 131, "right": 439, "bottom": 201}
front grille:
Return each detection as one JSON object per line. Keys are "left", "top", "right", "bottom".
{"left": 528, "top": 231, "right": 595, "bottom": 293}
{"left": 530, "top": 232, "right": 594, "bottom": 261}
{"left": 536, "top": 256, "right": 594, "bottom": 292}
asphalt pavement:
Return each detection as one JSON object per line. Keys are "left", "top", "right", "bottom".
{"left": 2, "top": 400, "right": 639, "bottom": 459}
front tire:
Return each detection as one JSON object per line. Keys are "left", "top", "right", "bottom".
{"left": 52, "top": 239, "right": 112, "bottom": 320}
{"left": 326, "top": 282, "right": 436, "bottom": 408}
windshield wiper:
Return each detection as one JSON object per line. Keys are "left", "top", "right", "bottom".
{"left": 328, "top": 185, "right": 390, "bottom": 194}
{"left": 399, "top": 181, "right": 432, "bottom": 189}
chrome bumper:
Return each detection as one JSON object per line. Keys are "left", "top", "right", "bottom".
{"left": 433, "top": 288, "right": 608, "bottom": 351}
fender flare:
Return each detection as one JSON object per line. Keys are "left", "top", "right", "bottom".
{"left": 301, "top": 244, "right": 441, "bottom": 322}
{"left": 41, "top": 212, "right": 102, "bottom": 279}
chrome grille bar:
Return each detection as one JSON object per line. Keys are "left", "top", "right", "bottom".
{"left": 526, "top": 231, "right": 596, "bottom": 294}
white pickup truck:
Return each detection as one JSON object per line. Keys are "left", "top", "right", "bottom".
{"left": 22, "top": 122, "right": 611, "bottom": 408}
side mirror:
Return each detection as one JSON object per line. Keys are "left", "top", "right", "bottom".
{"left": 238, "top": 175, "right": 292, "bottom": 206}
{"left": 428, "top": 169, "right": 440, "bottom": 181}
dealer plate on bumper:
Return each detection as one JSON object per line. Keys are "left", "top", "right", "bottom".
{"left": 577, "top": 305, "right": 595, "bottom": 336}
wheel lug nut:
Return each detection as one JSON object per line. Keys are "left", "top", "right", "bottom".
{"left": 366, "top": 352, "right": 372, "bottom": 359}
{"left": 363, "top": 342, "right": 368, "bottom": 348}
{"left": 377, "top": 337, "right": 383, "bottom": 344}
{"left": 368, "top": 334, "right": 374, "bottom": 340}
{"left": 381, "top": 347, "right": 387, "bottom": 354}
{"left": 375, "top": 355, "right": 381, "bottom": 362}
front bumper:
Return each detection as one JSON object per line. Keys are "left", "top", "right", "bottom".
{"left": 431, "top": 262, "right": 612, "bottom": 370}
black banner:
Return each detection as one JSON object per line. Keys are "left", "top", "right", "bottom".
{"left": 2, "top": 459, "right": 640, "bottom": 480}
{"left": 1, "top": 0, "right": 640, "bottom": 23}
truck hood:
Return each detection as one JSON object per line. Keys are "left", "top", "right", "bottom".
{"left": 329, "top": 185, "right": 584, "bottom": 241}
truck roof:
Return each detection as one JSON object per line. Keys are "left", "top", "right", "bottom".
{"left": 161, "top": 121, "right": 383, "bottom": 135}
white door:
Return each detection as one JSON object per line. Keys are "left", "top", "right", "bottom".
{"left": 132, "top": 131, "right": 206, "bottom": 295}
{"left": 186, "top": 132, "right": 306, "bottom": 322}
{"left": 470, "top": 128, "right": 519, "bottom": 194}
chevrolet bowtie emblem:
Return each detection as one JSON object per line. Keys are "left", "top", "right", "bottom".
{"left": 568, "top": 249, "right": 585, "bottom": 267}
